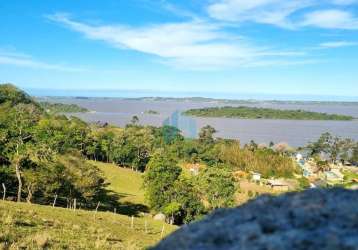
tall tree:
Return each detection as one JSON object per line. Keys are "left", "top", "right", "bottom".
{"left": 198, "top": 165, "right": 236, "bottom": 210}
{"left": 0, "top": 103, "right": 42, "bottom": 201}
{"left": 143, "top": 152, "right": 181, "bottom": 211}
{"left": 199, "top": 125, "right": 217, "bottom": 144}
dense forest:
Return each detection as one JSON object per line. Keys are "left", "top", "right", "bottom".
{"left": 184, "top": 106, "right": 354, "bottom": 120}
{"left": 1, "top": 84, "right": 357, "bottom": 226}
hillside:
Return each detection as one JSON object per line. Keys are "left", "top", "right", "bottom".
{"left": 0, "top": 200, "right": 177, "bottom": 249}
{"left": 93, "top": 161, "right": 148, "bottom": 215}
{"left": 184, "top": 106, "right": 354, "bottom": 120}
{"left": 0, "top": 84, "right": 36, "bottom": 105}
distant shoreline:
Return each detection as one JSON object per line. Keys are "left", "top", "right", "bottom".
{"left": 36, "top": 96, "right": 358, "bottom": 106}
{"left": 27, "top": 88, "right": 358, "bottom": 103}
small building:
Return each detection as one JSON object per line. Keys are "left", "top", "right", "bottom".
{"left": 251, "top": 172, "right": 261, "bottom": 182}
{"left": 296, "top": 153, "right": 303, "bottom": 162}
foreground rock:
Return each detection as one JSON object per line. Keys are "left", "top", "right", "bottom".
{"left": 153, "top": 189, "right": 358, "bottom": 250}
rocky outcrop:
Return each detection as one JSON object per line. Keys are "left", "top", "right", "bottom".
{"left": 153, "top": 189, "right": 358, "bottom": 250}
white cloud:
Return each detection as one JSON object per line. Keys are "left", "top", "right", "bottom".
{"left": 47, "top": 13, "right": 306, "bottom": 70}
{"left": 301, "top": 9, "right": 358, "bottom": 29}
{"left": 207, "top": 0, "right": 358, "bottom": 29}
{"left": 319, "top": 41, "right": 358, "bottom": 48}
{"left": 207, "top": 0, "right": 313, "bottom": 28}
{"left": 0, "top": 50, "right": 86, "bottom": 72}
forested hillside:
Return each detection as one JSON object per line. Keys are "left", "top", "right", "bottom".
{"left": 184, "top": 106, "right": 354, "bottom": 120}
{"left": 0, "top": 84, "right": 302, "bottom": 225}
{"left": 2, "top": 84, "right": 358, "bottom": 248}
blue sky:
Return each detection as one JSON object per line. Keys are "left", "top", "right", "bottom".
{"left": 1, "top": 0, "right": 358, "bottom": 99}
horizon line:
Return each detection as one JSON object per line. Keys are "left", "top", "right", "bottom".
{"left": 25, "top": 87, "right": 358, "bottom": 103}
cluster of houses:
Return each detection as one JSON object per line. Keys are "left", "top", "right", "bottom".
{"left": 185, "top": 153, "right": 358, "bottom": 192}
{"left": 295, "top": 153, "right": 358, "bottom": 188}
{"left": 248, "top": 153, "right": 358, "bottom": 191}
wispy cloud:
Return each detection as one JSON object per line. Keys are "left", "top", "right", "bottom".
{"left": 206, "top": 0, "right": 358, "bottom": 29}
{"left": 47, "top": 13, "right": 307, "bottom": 70}
{"left": 301, "top": 9, "right": 358, "bottom": 30}
{"left": 0, "top": 49, "right": 86, "bottom": 72}
{"left": 207, "top": 0, "right": 313, "bottom": 28}
{"left": 319, "top": 40, "right": 358, "bottom": 48}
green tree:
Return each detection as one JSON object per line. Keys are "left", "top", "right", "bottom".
{"left": 172, "top": 177, "right": 205, "bottom": 224}
{"left": 130, "top": 115, "right": 139, "bottom": 125}
{"left": 163, "top": 202, "right": 181, "bottom": 225}
{"left": 143, "top": 153, "right": 182, "bottom": 211}
{"left": 199, "top": 125, "right": 217, "bottom": 144}
{"left": 0, "top": 103, "right": 42, "bottom": 202}
{"left": 306, "top": 132, "right": 332, "bottom": 158}
{"left": 351, "top": 143, "right": 358, "bottom": 164}
{"left": 198, "top": 165, "right": 236, "bottom": 210}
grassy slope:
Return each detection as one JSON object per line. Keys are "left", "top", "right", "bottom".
{"left": 92, "top": 161, "right": 145, "bottom": 205}
{"left": 0, "top": 201, "right": 176, "bottom": 249}
{"left": 0, "top": 162, "right": 177, "bottom": 249}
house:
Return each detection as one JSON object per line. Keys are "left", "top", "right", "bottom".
{"left": 251, "top": 172, "right": 261, "bottom": 182}
{"left": 296, "top": 153, "right": 303, "bottom": 162}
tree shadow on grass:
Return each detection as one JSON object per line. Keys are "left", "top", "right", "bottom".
{"left": 116, "top": 202, "right": 149, "bottom": 216}
{"left": 99, "top": 189, "right": 149, "bottom": 216}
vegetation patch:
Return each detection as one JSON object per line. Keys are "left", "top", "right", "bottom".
{"left": 40, "top": 102, "right": 89, "bottom": 114}
{"left": 184, "top": 106, "right": 354, "bottom": 120}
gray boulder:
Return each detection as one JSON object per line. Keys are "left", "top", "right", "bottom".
{"left": 153, "top": 213, "right": 166, "bottom": 221}
{"left": 153, "top": 188, "right": 358, "bottom": 250}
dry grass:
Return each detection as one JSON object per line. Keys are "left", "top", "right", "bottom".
{"left": 236, "top": 179, "right": 280, "bottom": 205}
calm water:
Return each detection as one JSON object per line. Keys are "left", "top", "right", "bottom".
{"left": 41, "top": 98, "right": 358, "bottom": 147}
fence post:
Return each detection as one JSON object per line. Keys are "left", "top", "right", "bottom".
{"left": 2, "top": 183, "right": 6, "bottom": 201}
{"left": 94, "top": 202, "right": 100, "bottom": 218}
{"left": 114, "top": 208, "right": 116, "bottom": 214}
{"left": 161, "top": 224, "right": 165, "bottom": 238}
{"left": 73, "top": 199, "right": 77, "bottom": 211}
{"left": 131, "top": 216, "right": 134, "bottom": 229}
{"left": 95, "top": 202, "right": 100, "bottom": 212}
{"left": 52, "top": 194, "right": 58, "bottom": 207}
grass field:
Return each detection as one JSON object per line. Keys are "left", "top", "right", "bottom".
{"left": 0, "top": 200, "right": 176, "bottom": 249}
{"left": 91, "top": 161, "right": 149, "bottom": 216}
{"left": 93, "top": 161, "right": 145, "bottom": 205}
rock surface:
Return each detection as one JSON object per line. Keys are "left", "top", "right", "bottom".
{"left": 153, "top": 189, "right": 358, "bottom": 250}
{"left": 153, "top": 213, "right": 166, "bottom": 221}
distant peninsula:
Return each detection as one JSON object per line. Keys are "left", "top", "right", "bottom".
{"left": 40, "top": 102, "right": 89, "bottom": 114}
{"left": 183, "top": 106, "right": 354, "bottom": 121}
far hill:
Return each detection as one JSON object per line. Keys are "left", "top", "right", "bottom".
{"left": 0, "top": 83, "right": 37, "bottom": 106}
{"left": 183, "top": 106, "right": 354, "bottom": 121}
